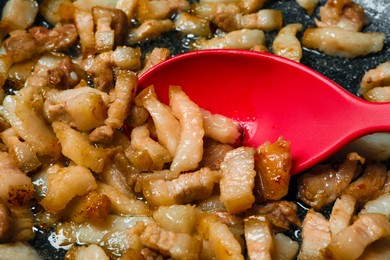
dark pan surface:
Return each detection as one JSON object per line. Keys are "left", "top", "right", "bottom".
{"left": 0, "top": 0, "right": 389, "bottom": 259}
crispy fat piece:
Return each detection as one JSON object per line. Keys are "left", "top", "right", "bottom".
{"left": 220, "top": 147, "right": 256, "bottom": 214}
{"left": 153, "top": 204, "right": 197, "bottom": 234}
{"left": 329, "top": 194, "right": 356, "bottom": 238}
{"left": 302, "top": 27, "right": 384, "bottom": 58}
{"left": 169, "top": 86, "right": 204, "bottom": 173}
{"left": 197, "top": 213, "right": 244, "bottom": 260}
{"left": 74, "top": 8, "right": 95, "bottom": 55}
{"left": 193, "top": 29, "right": 266, "bottom": 50}
{"left": 52, "top": 121, "right": 108, "bottom": 173}
{"left": 138, "top": 48, "right": 170, "bottom": 76}
{"left": 142, "top": 167, "right": 218, "bottom": 207}
{"left": 201, "top": 109, "right": 241, "bottom": 145}
{"left": 315, "top": 0, "right": 368, "bottom": 32}
{"left": 295, "top": 0, "right": 319, "bottom": 15}
{"left": 298, "top": 209, "right": 331, "bottom": 260}
{"left": 214, "top": 9, "right": 283, "bottom": 32}
{"left": 360, "top": 61, "right": 390, "bottom": 95}
{"left": 62, "top": 190, "right": 111, "bottom": 225}
{"left": 134, "top": 85, "right": 180, "bottom": 157}
{"left": 0, "top": 152, "right": 34, "bottom": 207}
{"left": 255, "top": 137, "right": 291, "bottom": 202}
{"left": 137, "top": 0, "right": 190, "bottom": 22}
{"left": 244, "top": 215, "right": 274, "bottom": 260}
{"left": 65, "top": 244, "right": 109, "bottom": 260}
{"left": 173, "top": 11, "right": 211, "bottom": 37}
{"left": 40, "top": 165, "right": 98, "bottom": 214}
{"left": 0, "top": 127, "right": 41, "bottom": 173}
{"left": 273, "top": 233, "right": 299, "bottom": 260}
{"left": 2, "top": 95, "right": 62, "bottom": 160}
{"left": 97, "top": 182, "right": 149, "bottom": 216}
{"left": 272, "top": 23, "right": 303, "bottom": 63}
{"left": 140, "top": 222, "right": 201, "bottom": 259}
{"left": 341, "top": 161, "right": 387, "bottom": 206}
{"left": 130, "top": 124, "right": 172, "bottom": 170}
{"left": 126, "top": 19, "right": 174, "bottom": 45}
{"left": 323, "top": 213, "right": 390, "bottom": 260}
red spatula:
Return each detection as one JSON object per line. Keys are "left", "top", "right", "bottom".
{"left": 138, "top": 49, "right": 390, "bottom": 175}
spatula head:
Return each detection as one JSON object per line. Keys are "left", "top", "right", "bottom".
{"left": 138, "top": 49, "right": 365, "bottom": 174}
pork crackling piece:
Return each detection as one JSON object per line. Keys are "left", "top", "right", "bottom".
{"left": 254, "top": 137, "right": 292, "bottom": 202}
{"left": 193, "top": 29, "right": 266, "bottom": 50}
{"left": 134, "top": 85, "right": 180, "bottom": 157}
{"left": 90, "top": 69, "right": 137, "bottom": 143}
{"left": 298, "top": 152, "right": 364, "bottom": 209}
{"left": 39, "top": 165, "right": 98, "bottom": 214}
{"left": 341, "top": 161, "right": 387, "bottom": 206}
{"left": 130, "top": 124, "right": 173, "bottom": 170}
{"left": 201, "top": 109, "right": 241, "bottom": 145}
{"left": 0, "top": 152, "right": 34, "bottom": 207}
{"left": 360, "top": 60, "right": 390, "bottom": 95}
{"left": 140, "top": 222, "right": 201, "bottom": 260}
{"left": 197, "top": 213, "right": 245, "bottom": 260}
{"left": 137, "top": 0, "right": 190, "bottom": 22}
{"left": 169, "top": 86, "right": 204, "bottom": 173}
{"left": 315, "top": 0, "right": 368, "bottom": 32}
{"left": 126, "top": 19, "right": 174, "bottom": 45}
{"left": 215, "top": 9, "right": 283, "bottom": 32}
{"left": 52, "top": 121, "right": 108, "bottom": 173}
{"left": 302, "top": 27, "right": 384, "bottom": 58}
{"left": 298, "top": 209, "right": 331, "bottom": 260}
{"left": 142, "top": 168, "right": 219, "bottom": 207}
{"left": 0, "top": 0, "right": 38, "bottom": 41}
{"left": 220, "top": 146, "right": 257, "bottom": 214}
{"left": 323, "top": 213, "right": 390, "bottom": 260}
{"left": 272, "top": 23, "right": 303, "bottom": 63}
{"left": 295, "top": 0, "right": 320, "bottom": 15}
{"left": 244, "top": 215, "right": 274, "bottom": 260}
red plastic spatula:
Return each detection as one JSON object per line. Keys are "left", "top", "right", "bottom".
{"left": 138, "top": 49, "right": 390, "bottom": 175}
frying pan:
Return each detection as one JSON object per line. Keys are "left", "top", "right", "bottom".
{"left": 0, "top": 0, "right": 389, "bottom": 258}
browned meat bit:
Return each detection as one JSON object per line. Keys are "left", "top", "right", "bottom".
{"left": 298, "top": 152, "right": 364, "bottom": 210}
{"left": 250, "top": 201, "right": 301, "bottom": 231}
{"left": 0, "top": 203, "right": 11, "bottom": 241}
{"left": 254, "top": 137, "right": 292, "bottom": 202}
{"left": 3, "top": 23, "right": 78, "bottom": 63}
{"left": 380, "top": 171, "right": 390, "bottom": 195}
{"left": 342, "top": 161, "right": 387, "bottom": 206}
{"left": 111, "top": 9, "right": 129, "bottom": 47}
{"left": 28, "top": 23, "right": 78, "bottom": 51}
{"left": 47, "top": 56, "right": 87, "bottom": 89}
{"left": 3, "top": 30, "right": 43, "bottom": 63}
{"left": 199, "top": 138, "right": 234, "bottom": 170}
{"left": 62, "top": 190, "right": 111, "bottom": 226}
